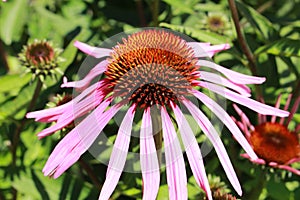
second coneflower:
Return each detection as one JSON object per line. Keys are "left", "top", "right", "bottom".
{"left": 233, "top": 94, "right": 300, "bottom": 175}
{"left": 27, "top": 29, "right": 289, "bottom": 200}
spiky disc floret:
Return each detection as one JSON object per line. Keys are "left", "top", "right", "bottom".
{"left": 250, "top": 122, "right": 300, "bottom": 164}
{"left": 105, "top": 30, "right": 198, "bottom": 108}
{"left": 19, "top": 40, "right": 63, "bottom": 81}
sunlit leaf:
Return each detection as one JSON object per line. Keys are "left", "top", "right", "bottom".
{"left": 0, "top": 0, "right": 28, "bottom": 44}
{"left": 160, "top": 23, "right": 231, "bottom": 44}
{"left": 255, "top": 38, "right": 300, "bottom": 57}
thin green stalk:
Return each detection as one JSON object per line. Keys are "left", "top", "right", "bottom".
{"left": 151, "top": 107, "right": 162, "bottom": 166}
{"left": 228, "top": 0, "right": 263, "bottom": 101}
{"left": 12, "top": 79, "right": 43, "bottom": 166}
{"left": 152, "top": 0, "right": 160, "bottom": 27}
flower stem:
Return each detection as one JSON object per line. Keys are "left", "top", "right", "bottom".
{"left": 228, "top": 0, "right": 263, "bottom": 101}
{"left": 11, "top": 79, "right": 43, "bottom": 167}
{"left": 151, "top": 0, "right": 160, "bottom": 27}
{"left": 78, "top": 158, "right": 102, "bottom": 190}
{"left": 136, "top": 0, "right": 147, "bottom": 27}
{"left": 151, "top": 107, "right": 163, "bottom": 166}
{"left": 0, "top": 39, "right": 9, "bottom": 72}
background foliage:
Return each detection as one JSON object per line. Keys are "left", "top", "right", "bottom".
{"left": 0, "top": 0, "right": 299, "bottom": 199}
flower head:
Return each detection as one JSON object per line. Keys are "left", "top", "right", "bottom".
{"left": 19, "top": 39, "right": 63, "bottom": 81}
{"left": 233, "top": 94, "right": 300, "bottom": 175}
{"left": 27, "top": 29, "right": 289, "bottom": 200}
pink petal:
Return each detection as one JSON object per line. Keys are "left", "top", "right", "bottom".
{"left": 276, "top": 165, "right": 300, "bottom": 176}
{"left": 161, "top": 107, "right": 188, "bottom": 200}
{"left": 196, "top": 60, "right": 266, "bottom": 84}
{"left": 191, "top": 90, "right": 257, "bottom": 160}
{"left": 187, "top": 42, "right": 230, "bottom": 58}
{"left": 240, "top": 153, "right": 266, "bottom": 165}
{"left": 43, "top": 99, "right": 120, "bottom": 178}
{"left": 74, "top": 41, "right": 112, "bottom": 58}
{"left": 26, "top": 83, "right": 99, "bottom": 122}
{"left": 37, "top": 90, "right": 105, "bottom": 138}
{"left": 99, "top": 106, "right": 135, "bottom": 200}
{"left": 140, "top": 108, "right": 160, "bottom": 200}
{"left": 197, "top": 81, "right": 289, "bottom": 117}
{"left": 61, "top": 60, "right": 108, "bottom": 89}
{"left": 198, "top": 71, "right": 251, "bottom": 97}
{"left": 182, "top": 99, "right": 242, "bottom": 195}
{"left": 171, "top": 102, "right": 212, "bottom": 200}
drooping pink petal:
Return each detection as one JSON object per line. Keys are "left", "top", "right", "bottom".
{"left": 43, "top": 99, "right": 121, "bottom": 178}
{"left": 187, "top": 42, "right": 230, "bottom": 58}
{"left": 198, "top": 71, "right": 251, "bottom": 97}
{"left": 240, "top": 154, "right": 266, "bottom": 165}
{"left": 61, "top": 60, "right": 108, "bottom": 89}
{"left": 232, "top": 104, "right": 254, "bottom": 132}
{"left": 182, "top": 99, "right": 242, "bottom": 195}
{"left": 161, "top": 107, "right": 188, "bottom": 200}
{"left": 140, "top": 108, "right": 160, "bottom": 200}
{"left": 196, "top": 81, "right": 289, "bottom": 117}
{"left": 37, "top": 89, "right": 106, "bottom": 138}
{"left": 191, "top": 90, "right": 257, "bottom": 160}
{"left": 271, "top": 94, "right": 282, "bottom": 123}
{"left": 99, "top": 106, "right": 135, "bottom": 200}
{"left": 74, "top": 41, "right": 112, "bottom": 58}
{"left": 26, "top": 82, "right": 100, "bottom": 122}
{"left": 171, "top": 102, "right": 212, "bottom": 200}
{"left": 275, "top": 165, "right": 300, "bottom": 176}
{"left": 196, "top": 60, "right": 266, "bottom": 84}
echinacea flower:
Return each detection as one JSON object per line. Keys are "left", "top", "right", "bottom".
{"left": 27, "top": 29, "right": 289, "bottom": 200}
{"left": 19, "top": 39, "right": 63, "bottom": 81}
{"left": 233, "top": 94, "right": 300, "bottom": 175}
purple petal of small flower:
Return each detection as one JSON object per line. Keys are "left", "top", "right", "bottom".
{"left": 140, "top": 108, "right": 160, "bottom": 200}
{"left": 74, "top": 41, "right": 112, "bottom": 58}
{"left": 161, "top": 107, "right": 188, "bottom": 200}
{"left": 279, "top": 94, "right": 292, "bottom": 124}
{"left": 197, "top": 81, "right": 289, "bottom": 117}
{"left": 198, "top": 71, "right": 251, "bottom": 97}
{"left": 240, "top": 153, "right": 266, "bottom": 165}
{"left": 191, "top": 90, "right": 257, "bottom": 160}
{"left": 286, "top": 95, "right": 300, "bottom": 126}
{"left": 276, "top": 165, "right": 300, "bottom": 176}
{"left": 61, "top": 60, "right": 108, "bottom": 89}
{"left": 196, "top": 60, "right": 266, "bottom": 84}
{"left": 171, "top": 102, "right": 212, "bottom": 200}
{"left": 99, "top": 106, "right": 135, "bottom": 200}
{"left": 43, "top": 100, "right": 120, "bottom": 178}
{"left": 188, "top": 42, "right": 230, "bottom": 58}
{"left": 183, "top": 99, "right": 242, "bottom": 196}
{"left": 271, "top": 94, "right": 282, "bottom": 123}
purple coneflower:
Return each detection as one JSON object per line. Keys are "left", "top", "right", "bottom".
{"left": 27, "top": 29, "right": 289, "bottom": 199}
{"left": 233, "top": 94, "right": 300, "bottom": 175}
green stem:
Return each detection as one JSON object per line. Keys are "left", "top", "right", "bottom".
{"left": 228, "top": 0, "right": 263, "bottom": 101}
{"left": 12, "top": 79, "right": 43, "bottom": 167}
{"left": 151, "top": 107, "right": 162, "bottom": 166}
{"left": 78, "top": 158, "right": 102, "bottom": 190}
{"left": 152, "top": 0, "right": 160, "bottom": 27}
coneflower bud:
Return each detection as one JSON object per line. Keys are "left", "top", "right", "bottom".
{"left": 19, "top": 39, "right": 63, "bottom": 81}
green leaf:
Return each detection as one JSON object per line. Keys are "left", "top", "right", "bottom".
{"left": 0, "top": 74, "right": 31, "bottom": 93}
{"left": 0, "top": 0, "right": 28, "bottom": 45}
{"left": 255, "top": 38, "right": 300, "bottom": 57}
{"left": 160, "top": 23, "right": 231, "bottom": 44}
{"left": 236, "top": 0, "right": 275, "bottom": 40}
{"left": 162, "top": 0, "right": 195, "bottom": 14}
